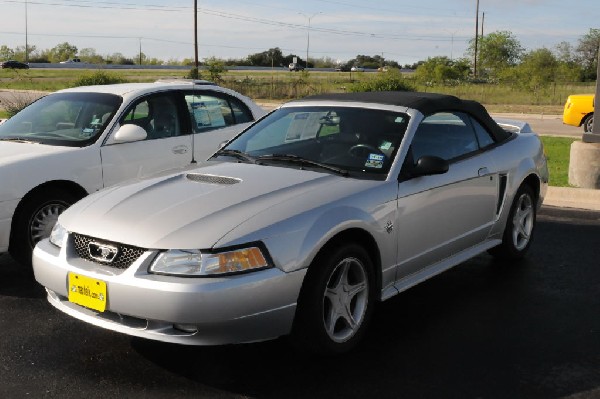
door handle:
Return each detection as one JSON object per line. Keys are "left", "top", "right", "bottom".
{"left": 478, "top": 167, "right": 489, "bottom": 176}
{"left": 172, "top": 145, "right": 188, "bottom": 155}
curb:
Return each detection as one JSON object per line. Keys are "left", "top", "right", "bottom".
{"left": 544, "top": 186, "right": 600, "bottom": 211}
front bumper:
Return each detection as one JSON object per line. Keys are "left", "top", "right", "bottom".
{"left": 33, "top": 238, "right": 306, "bottom": 345}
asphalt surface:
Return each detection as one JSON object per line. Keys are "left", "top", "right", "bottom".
{"left": 1, "top": 205, "right": 599, "bottom": 399}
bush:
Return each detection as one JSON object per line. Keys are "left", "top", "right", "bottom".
{"left": 1, "top": 92, "right": 41, "bottom": 116}
{"left": 348, "top": 69, "right": 414, "bottom": 92}
{"left": 72, "top": 71, "right": 128, "bottom": 87}
{"left": 186, "top": 67, "right": 201, "bottom": 79}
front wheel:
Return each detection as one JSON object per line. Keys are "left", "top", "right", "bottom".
{"left": 10, "top": 188, "right": 78, "bottom": 267}
{"left": 489, "top": 185, "right": 536, "bottom": 260}
{"left": 292, "top": 243, "right": 375, "bottom": 355}
{"left": 583, "top": 114, "right": 594, "bottom": 133}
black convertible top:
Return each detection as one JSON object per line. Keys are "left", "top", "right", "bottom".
{"left": 299, "top": 91, "right": 512, "bottom": 142}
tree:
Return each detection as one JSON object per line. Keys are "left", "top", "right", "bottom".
{"left": 503, "top": 48, "right": 557, "bottom": 90}
{"left": 48, "top": 42, "right": 78, "bottom": 62}
{"left": 414, "top": 56, "right": 471, "bottom": 83}
{"left": 79, "top": 48, "right": 105, "bottom": 64}
{"left": 575, "top": 28, "right": 600, "bottom": 80}
{"left": 0, "top": 45, "right": 15, "bottom": 61}
{"left": 204, "top": 56, "right": 226, "bottom": 82}
{"left": 248, "top": 47, "right": 285, "bottom": 67}
{"left": 12, "top": 45, "right": 37, "bottom": 62}
{"left": 466, "top": 30, "right": 523, "bottom": 78}
{"left": 554, "top": 42, "right": 583, "bottom": 82}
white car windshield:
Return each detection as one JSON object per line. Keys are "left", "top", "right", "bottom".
{"left": 221, "top": 106, "right": 409, "bottom": 177}
{"left": 0, "top": 92, "right": 122, "bottom": 147}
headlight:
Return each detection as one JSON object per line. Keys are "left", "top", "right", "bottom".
{"left": 49, "top": 223, "right": 68, "bottom": 248}
{"left": 149, "top": 246, "right": 270, "bottom": 276}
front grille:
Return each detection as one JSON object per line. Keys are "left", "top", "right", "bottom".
{"left": 72, "top": 233, "right": 146, "bottom": 269}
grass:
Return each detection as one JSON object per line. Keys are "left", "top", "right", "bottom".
{"left": 541, "top": 136, "right": 576, "bottom": 187}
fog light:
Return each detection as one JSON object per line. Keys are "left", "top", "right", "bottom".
{"left": 173, "top": 324, "right": 198, "bottom": 333}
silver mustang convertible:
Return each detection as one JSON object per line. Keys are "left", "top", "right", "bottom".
{"left": 33, "top": 92, "right": 548, "bottom": 354}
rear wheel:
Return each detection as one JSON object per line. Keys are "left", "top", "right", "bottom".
{"left": 583, "top": 114, "right": 594, "bottom": 133}
{"left": 292, "top": 242, "right": 375, "bottom": 355}
{"left": 10, "top": 188, "right": 78, "bottom": 267}
{"left": 489, "top": 185, "right": 536, "bottom": 260}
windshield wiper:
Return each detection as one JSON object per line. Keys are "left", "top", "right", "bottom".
{"left": 212, "top": 149, "right": 257, "bottom": 164}
{"left": 257, "top": 154, "right": 349, "bottom": 176}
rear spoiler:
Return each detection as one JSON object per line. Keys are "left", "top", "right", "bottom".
{"left": 493, "top": 118, "right": 533, "bottom": 134}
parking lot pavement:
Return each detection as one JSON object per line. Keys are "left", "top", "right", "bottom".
{"left": 1, "top": 206, "right": 600, "bottom": 398}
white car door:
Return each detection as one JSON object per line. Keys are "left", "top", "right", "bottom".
{"left": 395, "top": 112, "right": 499, "bottom": 281}
{"left": 100, "top": 92, "right": 193, "bottom": 188}
{"left": 184, "top": 92, "right": 256, "bottom": 161}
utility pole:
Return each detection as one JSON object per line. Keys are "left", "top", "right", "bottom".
{"left": 481, "top": 11, "right": 485, "bottom": 37}
{"left": 584, "top": 44, "right": 600, "bottom": 140}
{"left": 299, "top": 12, "right": 321, "bottom": 70}
{"left": 474, "top": 0, "right": 479, "bottom": 77}
{"left": 194, "top": 0, "right": 199, "bottom": 69}
{"left": 25, "top": 0, "right": 29, "bottom": 63}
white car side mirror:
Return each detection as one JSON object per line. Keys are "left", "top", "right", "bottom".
{"left": 113, "top": 124, "right": 148, "bottom": 143}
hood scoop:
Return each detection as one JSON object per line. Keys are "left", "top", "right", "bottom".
{"left": 186, "top": 173, "right": 241, "bottom": 185}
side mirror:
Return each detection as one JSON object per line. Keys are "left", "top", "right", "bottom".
{"left": 410, "top": 155, "right": 449, "bottom": 178}
{"left": 113, "top": 124, "right": 147, "bottom": 143}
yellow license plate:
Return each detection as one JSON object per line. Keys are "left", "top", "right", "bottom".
{"left": 68, "top": 272, "right": 107, "bottom": 312}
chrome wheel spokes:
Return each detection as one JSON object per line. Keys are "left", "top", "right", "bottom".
{"left": 323, "top": 257, "right": 368, "bottom": 343}
{"left": 512, "top": 193, "right": 534, "bottom": 251}
{"left": 30, "top": 202, "right": 67, "bottom": 245}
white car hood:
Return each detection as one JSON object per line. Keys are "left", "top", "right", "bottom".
{"left": 0, "top": 141, "right": 77, "bottom": 164}
{"left": 61, "top": 162, "right": 342, "bottom": 249}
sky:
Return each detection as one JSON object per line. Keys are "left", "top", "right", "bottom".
{"left": 0, "top": 0, "right": 596, "bottom": 65}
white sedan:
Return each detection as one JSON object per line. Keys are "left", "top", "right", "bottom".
{"left": 0, "top": 80, "right": 265, "bottom": 266}
{"left": 34, "top": 91, "right": 548, "bottom": 354}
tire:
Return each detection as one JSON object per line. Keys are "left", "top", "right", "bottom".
{"left": 292, "top": 242, "right": 375, "bottom": 355}
{"left": 583, "top": 114, "right": 594, "bottom": 133}
{"left": 10, "top": 188, "right": 78, "bottom": 268}
{"left": 489, "top": 185, "right": 536, "bottom": 260}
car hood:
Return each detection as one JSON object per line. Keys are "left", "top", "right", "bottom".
{"left": 0, "top": 141, "right": 76, "bottom": 164}
{"left": 61, "top": 162, "right": 344, "bottom": 250}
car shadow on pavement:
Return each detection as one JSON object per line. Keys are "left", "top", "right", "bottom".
{"left": 129, "top": 253, "right": 536, "bottom": 398}
{"left": 0, "top": 253, "right": 45, "bottom": 298}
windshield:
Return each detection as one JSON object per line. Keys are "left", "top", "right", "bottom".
{"left": 0, "top": 92, "right": 122, "bottom": 147}
{"left": 221, "top": 106, "right": 409, "bottom": 177}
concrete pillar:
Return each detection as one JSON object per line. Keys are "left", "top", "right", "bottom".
{"left": 569, "top": 141, "right": 600, "bottom": 189}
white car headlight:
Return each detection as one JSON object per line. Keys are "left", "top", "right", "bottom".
{"left": 149, "top": 246, "right": 270, "bottom": 276}
{"left": 49, "top": 223, "right": 68, "bottom": 248}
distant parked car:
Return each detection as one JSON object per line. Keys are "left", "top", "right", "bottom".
{"left": 1, "top": 60, "right": 29, "bottom": 69}
{"left": 0, "top": 79, "right": 265, "bottom": 267}
{"left": 60, "top": 58, "right": 82, "bottom": 64}
{"left": 351, "top": 66, "right": 365, "bottom": 72}
{"left": 563, "top": 94, "right": 594, "bottom": 132}
{"left": 33, "top": 91, "right": 548, "bottom": 354}
{"left": 289, "top": 63, "right": 305, "bottom": 71}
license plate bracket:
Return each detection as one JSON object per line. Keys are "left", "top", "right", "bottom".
{"left": 68, "top": 272, "right": 107, "bottom": 312}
